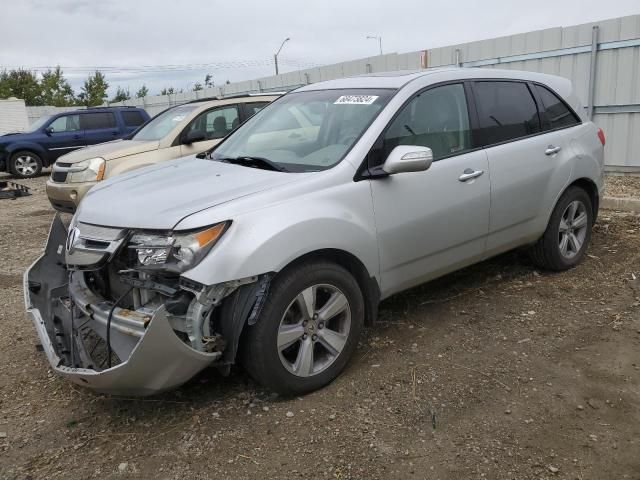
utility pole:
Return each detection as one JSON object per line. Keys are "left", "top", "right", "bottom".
{"left": 367, "top": 35, "right": 383, "bottom": 55}
{"left": 274, "top": 37, "right": 290, "bottom": 75}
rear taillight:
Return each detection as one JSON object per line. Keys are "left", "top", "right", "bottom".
{"left": 597, "top": 128, "right": 606, "bottom": 146}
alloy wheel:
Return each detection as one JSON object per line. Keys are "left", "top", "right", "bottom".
{"left": 14, "top": 155, "right": 38, "bottom": 176}
{"left": 558, "top": 200, "right": 588, "bottom": 259}
{"left": 277, "top": 283, "right": 351, "bottom": 377}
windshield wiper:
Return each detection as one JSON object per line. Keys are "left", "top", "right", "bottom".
{"left": 217, "top": 156, "right": 289, "bottom": 172}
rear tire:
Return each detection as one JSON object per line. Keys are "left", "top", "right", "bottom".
{"left": 241, "top": 261, "right": 364, "bottom": 396}
{"left": 530, "top": 186, "right": 593, "bottom": 271}
{"left": 9, "top": 151, "right": 42, "bottom": 178}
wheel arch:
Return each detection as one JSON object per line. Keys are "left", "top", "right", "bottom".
{"left": 531, "top": 176, "right": 598, "bottom": 271}
{"left": 275, "top": 248, "right": 381, "bottom": 326}
{"left": 7, "top": 143, "right": 49, "bottom": 166}
{"left": 565, "top": 177, "right": 599, "bottom": 223}
{"left": 214, "top": 248, "right": 380, "bottom": 376}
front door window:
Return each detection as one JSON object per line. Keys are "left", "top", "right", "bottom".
{"left": 49, "top": 115, "right": 80, "bottom": 133}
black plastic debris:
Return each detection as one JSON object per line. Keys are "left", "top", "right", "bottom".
{"left": 0, "top": 181, "right": 31, "bottom": 200}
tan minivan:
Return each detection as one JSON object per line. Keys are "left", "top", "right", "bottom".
{"left": 46, "top": 94, "right": 280, "bottom": 212}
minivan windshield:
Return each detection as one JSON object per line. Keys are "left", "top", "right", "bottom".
{"left": 132, "top": 104, "right": 199, "bottom": 141}
{"left": 211, "top": 89, "right": 395, "bottom": 172}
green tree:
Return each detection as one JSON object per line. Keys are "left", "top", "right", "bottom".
{"left": 204, "top": 74, "right": 214, "bottom": 88}
{"left": 160, "top": 87, "right": 176, "bottom": 95}
{"left": 0, "top": 73, "right": 9, "bottom": 99}
{"left": 78, "top": 71, "right": 109, "bottom": 106}
{"left": 111, "top": 86, "right": 130, "bottom": 103}
{"left": 193, "top": 82, "right": 203, "bottom": 91}
{"left": 0, "top": 69, "right": 43, "bottom": 105}
{"left": 135, "top": 85, "right": 149, "bottom": 98}
{"left": 40, "top": 66, "right": 75, "bottom": 106}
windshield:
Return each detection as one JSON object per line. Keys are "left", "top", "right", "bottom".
{"left": 24, "top": 115, "right": 52, "bottom": 133}
{"left": 132, "top": 104, "right": 198, "bottom": 141}
{"left": 211, "top": 89, "right": 395, "bottom": 172}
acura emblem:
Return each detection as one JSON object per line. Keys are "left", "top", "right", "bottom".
{"left": 66, "top": 227, "right": 80, "bottom": 254}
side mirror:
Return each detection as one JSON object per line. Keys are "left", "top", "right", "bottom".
{"left": 182, "top": 129, "right": 206, "bottom": 144}
{"left": 382, "top": 145, "right": 433, "bottom": 175}
{"left": 44, "top": 126, "right": 54, "bottom": 136}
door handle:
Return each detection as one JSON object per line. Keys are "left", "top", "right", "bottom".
{"left": 111, "top": 131, "right": 118, "bottom": 136}
{"left": 545, "top": 145, "right": 561, "bottom": 156}
{"left": 458, "top": 168, "right": 484, "bottom": 182}
{"left": 73, "top": 135, "right": 81, "bottom": 140}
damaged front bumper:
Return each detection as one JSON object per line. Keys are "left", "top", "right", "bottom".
{"left": 24, "top": 215, "right": 268, "bottom": 396}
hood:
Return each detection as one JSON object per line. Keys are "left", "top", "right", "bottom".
{"left": 0, "top": 131, "right": 40, "bottom": 143}
{"left": 58, "top": 140, "right": 159, "bottom": 163}
{"left": 76, "top": 156, "right": 304, "bottom": 230}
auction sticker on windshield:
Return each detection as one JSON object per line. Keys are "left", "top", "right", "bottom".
{"left": 334, "top": 95, "right": 379, "bottom": 105}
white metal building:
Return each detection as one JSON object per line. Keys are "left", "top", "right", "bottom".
{"left": 0, "top": 98, "right": 29, "bottom": 135}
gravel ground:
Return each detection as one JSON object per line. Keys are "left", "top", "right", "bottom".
{"left": 605, "top": 175, "right": 640, "bottom": 198}
{"left": 1, "top": 173, "right": 639, "bottom": 480}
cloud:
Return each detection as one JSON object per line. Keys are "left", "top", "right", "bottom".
{"left": 27, "top": 0, "right": 128, "bottom": 20}
{"left": 2, "top": 0, "right": 639, "bottom": 97}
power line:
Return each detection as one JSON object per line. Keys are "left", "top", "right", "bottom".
{"left": 0, "top": 58, "right": 324, "bottom": 75}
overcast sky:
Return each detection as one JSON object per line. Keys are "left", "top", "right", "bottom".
{"left": 1, "top": 0, "right": 639, "bottom": 97}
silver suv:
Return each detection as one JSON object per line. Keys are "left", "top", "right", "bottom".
{"left": 25, "top": 68, "right": 604, "bottom": 396}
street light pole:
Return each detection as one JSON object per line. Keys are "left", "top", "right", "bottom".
{"left": 274, "top": 37, "right": 290, "bottom": 75}
{"left": 366, "top": 35, "right": 383, "bottom": 55}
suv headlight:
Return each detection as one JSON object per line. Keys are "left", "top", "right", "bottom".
{"left": 68, "top": 157, "right": 106, "bottom": 183}
{"left": 129, "top": 222, "right": 229, "bottom": 273}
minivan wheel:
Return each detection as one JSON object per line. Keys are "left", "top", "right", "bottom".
{"left": 241, "top": 261, "right": 364, "bottom": 396}
{"left": 530, "top": 186, "right": 593, "bottom": 271}
{"left": 9, "top": 151, "right": 42, "bottom": 178}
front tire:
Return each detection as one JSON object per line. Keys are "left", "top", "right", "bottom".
{"left": 530, "top": 186, "right": 593, "bottom": 271}
{"left": 9, "top": 151, "right": 43, "bottom": 178}
{"left": 241, "top": 261, "right": 364, "bottom": 396}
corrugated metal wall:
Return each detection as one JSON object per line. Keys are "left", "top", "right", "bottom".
{"left": 25, "top": 105, "right": 85, "bottom": 125}
{"left": 107, "top": 51, "right": 423, "bottom": 118}
{"left": 27, "top": 14, "right": 638, "bottom": 170}
{"left": 0, "top": 98, "right": 29, "bottom": 135}
{"left": 425, "top": 15, "right": 640, "bottom": 171}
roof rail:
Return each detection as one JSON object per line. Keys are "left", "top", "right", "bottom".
{"left": 186, "top": 92, "right": 286, "bottom": 104}
{"left": 90, "top": 105, "right": 140, "bottom": 110}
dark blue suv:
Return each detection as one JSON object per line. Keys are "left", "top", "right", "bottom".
{"left": 0, "top": 107, "right": 149, "bottom": 178}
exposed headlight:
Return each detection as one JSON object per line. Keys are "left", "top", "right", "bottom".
{"left": 129, "top": 222, "right": 229, "bottom": 273}
{"left": 68, "top": 157, "right": 106, "bottom": 183}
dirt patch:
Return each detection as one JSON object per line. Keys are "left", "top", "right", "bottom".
{"left": 1, "top": 173, "right": 639, "bottom": 479}
{"left": 0, "top": 273, "right": 22, "bottom": 289}
{"left": 28, "top": 209, "right": 54, "bottom": 217}
{"left": 605, "top": 174, "right": 640, "bottom": 198}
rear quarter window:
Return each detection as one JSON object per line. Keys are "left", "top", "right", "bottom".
{"left": 121, "top": 110, "right": 146, "bottom": 127}
{"left": 474, "top": 81, "right": 541, "bottom": 145}
{"left": 245, "top": 102, "right": 270, "bottom": 116}
{"left": 534, "top": 85, "right": 580, "bottom": 130}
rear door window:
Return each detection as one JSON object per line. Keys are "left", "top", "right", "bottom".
{"left": 80, "top": 112, "right": 116, "bottom": 130}
{"left": 121, "top": 110, "right": 146, "bottom": 127}
{"left": 534, "top": 85, "right": 580, "bottom": 130}
{"left": 474, "top": 81, "right": 541, "bottom": 145}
